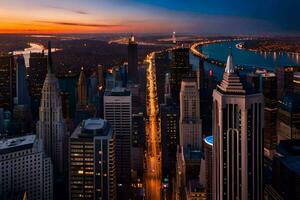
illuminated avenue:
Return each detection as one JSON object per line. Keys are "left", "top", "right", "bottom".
{"left": 145, "top": 52, "right": 162, "bottom": 200}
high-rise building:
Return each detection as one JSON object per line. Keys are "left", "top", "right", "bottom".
{"left": 0, "top": 135, "right": 53, "bottom": 200}
{"left": 36, "top": 42, "right": 66, "bottom": 174}
{"left": 77, "top": 68, "right": 87, "bottom": 107}
{"left": 104, "top": 87, "right": 132, "bottom": 198}
{"left": 272, "top": 140, "right": 300, "bottom": 200}
{"left": 160, "top": 102, "right": 179, "bottom": 180}
{"left": 204, "top": 136, "right": 213, "bottom": 200}
{"left": 170, "top": 48, "right": 192, "bottom": 101}
{"left": 277, "top": 92, "right": 300, "bottom": 141}
{"left": 128, "top": 35, "right": 138, "bottom": 82}
{"left": 293, "top": 72, "right": 300, "bottom": 93}
{"left": 179, "top": 79, "right": 202, "bottom": 150}
{"left": 97, "top": 64, "right": 105, "bottom": 91}
{"left": 276, "top": 66, "right": 299, "bottom": 100}
{"left": 28, "top": 51, "right": 47, "bottom": 120}
{"left": 15, "top": 56, "right": 30, "bottom": 106}
{"left": 69, "top": 118, "right": 116, "bottom": 200}
{"left": 164, "top": 73, "right": 172, "bottom": 104}
{"left": 0, "top": 53, "right": 15, "bottom": 110}
{"left": 212, "top": 53, "right": 264, "bottom": 200}
{"left": 155, "top": 51, "right": 171, "bottom": 104}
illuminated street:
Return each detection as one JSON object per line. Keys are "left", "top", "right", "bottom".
{"left": 145, "top": 52, "right": 161, "bottom": 200}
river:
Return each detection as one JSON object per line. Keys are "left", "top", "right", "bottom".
{"left": 190, "top": 40, "right": 300, "bottom": 79}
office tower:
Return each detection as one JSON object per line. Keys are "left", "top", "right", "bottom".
{"left": 11, "top": 105, "right": 32, "bottom": 135}
{"left": 172, "top": 31, "right": 176, "bottom": 44}
{"left": 131, "top": 113, "right": 145, "bottom": 181}
{"left": 69, "top": 118, "right": 116, "bottom": 200}
{"left": 36, "top": 42, "right": 66, "bottom": 174}
{"left": 104, "top": 87, "right": 132, "bottom": 198}
{"left": 97, "top": 64, "right": 105, "bottom": 91}
{"left": 127, "top": 83, "right": 140, "bottom": 114}
{"left": 15, "top": 56, "right": 30, "bottom": 106}
{"left": 0, "top": 53, "right": 15, "bottom": 110}
{"left": 155, "top": 51, "right": 171, "bottom": 104}
{"left": 164, "top": 73, "right": 172, "bottom": 104}
{"left": 171, "top": 48, "right": 192, "bottom": 101}
{"left": 204, "top": 136, "right": 213, "bottom": 200}
{"left": 277, "top": 92, "right": 300, "bottom": 141}
{"left": 160, "top": 103, "right": 179, "bottom": 179}
{"left": 28, "top": 52, "right": 47, "bottom": 120}
{"left": 179, "top": 79, "right": 202, "bottom": 150}
{"left": 77, "top": 68, "right": 87, "bottom": 107}
{"left": 88, "top": 72, "right": 99, "bottom": 104}
{"left": 276, "top": 66, "right": 298, "bottom": 100}
{"left": 128, "top": 35, "right": 138, "bottom": 82}
{"left": 197, "top": 58, "right": 205, "bottom": 91}
{"left": 272, "top": 140, "right": 300, "bottom": 200}
{"left": 212, "top": 53, "right": 264, "bottom": 200}
{"left": 0, "top": 135, "right": 53, "bottom": 200}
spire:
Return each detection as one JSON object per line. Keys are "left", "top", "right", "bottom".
{"left": 225, "top": 48, "right": 235, "bottom": 73}
{"left": 47, "top": 41, "right": 53, "bottom": 73}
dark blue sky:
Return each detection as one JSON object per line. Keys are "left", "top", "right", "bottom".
{"left": 1, "top": 0, "right": 299, "bottom": 34}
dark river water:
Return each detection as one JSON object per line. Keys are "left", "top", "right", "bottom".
{"left": 190, "top": 40, "right": 300, "bottom": 80}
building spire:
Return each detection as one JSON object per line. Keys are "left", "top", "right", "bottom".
{"left": 225, "top": 47, "right": 234, "bottom": 73}
{"left": 47, "top": 41, "right": 53, "bottom": 74}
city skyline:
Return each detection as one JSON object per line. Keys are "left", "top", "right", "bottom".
{"left": 0, "top": 0, "right": 299, "bottom": 34}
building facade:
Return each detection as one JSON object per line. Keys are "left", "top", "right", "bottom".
{"left": 104, "top": 87, "right": 132, "bottom": 198}
{"left": 36, "top": 42, "right": 66, "bottom": 174}
{"left": 0, "top": 135, "right": 53, "bottom": 200}
{"left": 69, "top": 118, "right": 116, "bottom": 200}
{"left": 212, "top": 53, "right": 264, "bottom": 200}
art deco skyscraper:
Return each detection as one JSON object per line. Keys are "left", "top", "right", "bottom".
{"left": 179, "top": 78, "right": 202, "bottom": 150}
{"left": 37, "top": 41, "right": 66, "bottom": 174}
{"left": 212, "top": 53, "right": 264, "bottom": 200}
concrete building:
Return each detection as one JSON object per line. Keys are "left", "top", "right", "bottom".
{"left": 212, "top": 52, "right": 264, "bottom": 200}
{"left": 69, "top": 118, "right": 116, "bottom": 200}
{"left": 36, "top": 42, "right": 66, "bottom": 174}
{"left": 179, "top": 79, "right": 202, "bottom": 150}
{"left": 0, "top": 135, "right": 53, "bottom": 200}
{"left": 15, "top": 56, "right": 30, "bottom": 106}
{"left": 104, "top": 87, "right": 132, "bottom": 198}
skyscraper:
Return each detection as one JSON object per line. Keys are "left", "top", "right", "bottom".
{"left": 164, "top": 73, "right": 172, "bottom": 104}
{"left": 179, "top": 79, "right": 202, "bottom": 150}
{"left": 0, "top": 135, "right": 53, "bottom": 200}
{"left": 171, "top": 48, "right": 192, "bottom": 101}
{"left": 204, "top": 136, "right": 213, "bottom": 200}
{"left": 28, "top": 51, "right": 47, "bottom": 120}
{"left": 104, "top": 87, "right": 132, "bottom": 198}
{"left": 15, "top": 56, "right": 30, "bottom": 106}
{"left": 77, "top": 68, "right": 87, "bottom": 107}
{"left": 36, "top": 42, "right": 66, "bottom": 174}
{"left": 0, "top": 53, "right": 15, "bottom": 110}
{"left": 69, "top": 118, "right": 116, "bottom": 200}
{"left": 128, "top": 35, "right": 138, "bottom": 82}
{"left": 212, "top": 53, "right": 264, "bottom": 200}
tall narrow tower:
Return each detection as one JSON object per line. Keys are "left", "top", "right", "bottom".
{"left": 15, "top": 55, "right": 30, "bottom": 106}
{"left": 128, "top": 35, "right": 138, "bottom": 82}
{"left": 164, "top": 73, "right": 171, "bottom": 104}
{"left": 37, "top": 41, "right": 65, "bottom": 174}
{"left": 212, "top": 52, "right": 264, "bottom": 200}
{"left": 179, "top": 78, "right": 202, "bottom": 150}
{"left": 77, "top": 67, "right": 87, "bottom": 107}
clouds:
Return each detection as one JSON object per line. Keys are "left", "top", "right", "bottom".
{"left": 36, "top": 20, "right": 122, "bottom": 28}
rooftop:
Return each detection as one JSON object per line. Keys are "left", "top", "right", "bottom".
{"left": 71, "top": 118, "right": 113, "bottom": 139}
{"left": 105, "top": 87, "right": 131, "bottom": 96}
{"left": 0, "top": 135, "right": 36, "bottom": 154}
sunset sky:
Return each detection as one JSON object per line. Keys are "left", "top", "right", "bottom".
{"left": 0, "top": 0, "right": 299, "bottom": 34}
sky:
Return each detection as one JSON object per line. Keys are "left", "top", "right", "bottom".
{"left": 0, "top": 0, "right": 299, "bottom": 35}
